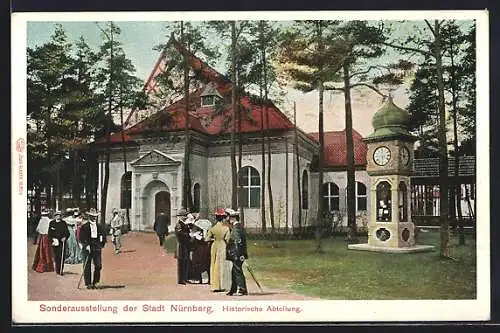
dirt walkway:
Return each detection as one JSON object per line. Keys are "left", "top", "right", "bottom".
{"left": 28, "top": 232, "right": 316, "bottom": 301}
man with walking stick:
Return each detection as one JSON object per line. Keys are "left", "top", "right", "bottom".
{"left": 48, "top": 211, "right": 70, "bottom": 276}
{"left": 226, "top": 209, "right": 249, "bottom": 296}
{"left": 78, "top": 208, "right": 107, "bottom": 289}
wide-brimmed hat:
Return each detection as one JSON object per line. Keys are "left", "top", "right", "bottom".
{"left": 54, "top": 211, "right": 62, "bottom": 216}
{"left": 112, "top": 208, "right": 118, "bottom": 214}
{"left": 41, "top": 210, "right": 49, "bottom": 216}
{"left": 185, "top": 213, "right": 195, "bottom": 224}
{"left": 225, "top": 208, "right": 240, "bottom": 216}
{"left": 87, "top": 208, "right": 99, "bottom": 217}
{"left": 176, "top": 208, "right": 188, "bottom": 216}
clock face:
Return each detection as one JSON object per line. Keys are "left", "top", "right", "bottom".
{"left": 400, "top": 146, "right": 410, "bottom": 166}
{"left": 373, "top": 146, "right": 391, "bottom": 166}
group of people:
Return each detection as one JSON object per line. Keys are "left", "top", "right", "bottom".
{"left": 174, "top": 207, "right": 249, "bottom": 296}
{"left": 32, "top": 208, "right": 112, "bottom": 289}
{"left": 31, "top": 204, "right": 250, "bottom": 295}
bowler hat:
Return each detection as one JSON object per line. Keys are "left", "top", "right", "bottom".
{"left": 176, "top": 208, "right": 188, "bottom": 216}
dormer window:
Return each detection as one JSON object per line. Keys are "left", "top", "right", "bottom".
{"left": 201, "top": 95, "right": 216, "bottom": 107}
{"left": 200, "top": 82, "right": 222, "bottom": 108}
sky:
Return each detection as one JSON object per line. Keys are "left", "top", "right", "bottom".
{"left": 26, "top": 19, "right": 473, "bottom": 137}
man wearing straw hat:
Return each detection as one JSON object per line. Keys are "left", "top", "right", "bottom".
{"left": 78, "top": 208, "right": 107, "bottom": 289}
{"left": 48, "top": 211, "right": 70, "bottom": 276}
{"left": 110, "top": 208, "right": 123, "bottom": 255}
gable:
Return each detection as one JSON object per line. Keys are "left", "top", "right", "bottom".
{"left": 130, "top": 150, "right": 181, "bottom": 167}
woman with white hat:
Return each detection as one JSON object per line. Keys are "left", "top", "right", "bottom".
{"left": 64, "top": 209, "right": 83, "bottom": 264}
{"left": 32, "top": 210, "right": 55, "bottom": 273}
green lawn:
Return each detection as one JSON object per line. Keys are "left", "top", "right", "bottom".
{"left": 164, "top": 231, "right": 476, "bottom": 300}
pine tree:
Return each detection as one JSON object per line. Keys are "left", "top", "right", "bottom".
{"left": 384, "top": 20, "right": 456, "bottom": 258}
{"left": 279, "top": 20, "right": 345, "bottom": 252}
{"left": 95, "top": 22, "right": 144, "bottom": 225}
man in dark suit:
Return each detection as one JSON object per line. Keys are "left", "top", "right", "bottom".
{"left": 226, "top": 209, "right": 248, "bottom": 296}
{"left": 174, "top": 208, "right": 191, "bottom": 285}
{"left": 153, "top": 211, "right": 169, "bottom": 246}
{"left": 48, "top": 211, "right": 70, "bottom": 276}
{"left": 78, "top": 208, "right": 107, "bottom": 289}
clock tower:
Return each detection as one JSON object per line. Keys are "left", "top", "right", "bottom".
{"left": 349, "top": 97, "right": 434, "bottom": 253}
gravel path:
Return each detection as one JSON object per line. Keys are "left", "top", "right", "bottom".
{"left": 28, "top": 232, "right": 316, "bottom": 301}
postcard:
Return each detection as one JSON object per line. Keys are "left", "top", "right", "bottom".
{"left": 12, "top": 10, "right": 489, "bottom": 324}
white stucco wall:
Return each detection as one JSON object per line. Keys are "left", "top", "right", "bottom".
{"left": 206, "top": 148, "right": 295, "bottom": 232}
{"left": 97, "top": 158, "right": 134, "bottom": 225}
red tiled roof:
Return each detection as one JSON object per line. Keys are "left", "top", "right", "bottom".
{"left": 125, "top": 36, "right": 232, "bottom": 128}
{"left": 120, "top": 35, "right": 294, "bottom": 138}
{"left": 196, "top": 96, "right": 294, "bottom": 135}
{"left": 308, "top": 130, "right": 367, "bottom": 167}
{"left": 125, "top": 98, "right": 208, "bottom": 136}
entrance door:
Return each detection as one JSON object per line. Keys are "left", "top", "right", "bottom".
{"left": 155, "top": 191, "right": 170, "bottom": 221}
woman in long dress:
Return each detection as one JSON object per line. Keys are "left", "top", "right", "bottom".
{"left": 32, "top": 211, "right": 54, "bottom": 273}
{"left": 205, "top": 209, "right": 231, "bottom": 292}
{"left": 64, "top": 210, "right": 83, "bottom": 264}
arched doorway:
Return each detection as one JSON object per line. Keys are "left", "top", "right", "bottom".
{"left": 142, "top": 180, "right": 170, "bottom": 230}
{"left": 155, "top": 191, "right": 171, "bottom": 220}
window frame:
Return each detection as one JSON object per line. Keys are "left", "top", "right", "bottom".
{"left": 323, "top": 182, "right": 340, "bottom": 211}
{"left": 193, "top": 182, "right": 201, "bottom": 212}
{"left": 120, "top": 171, "right": 132, "bottom": 209}
{"left": 239, "top": 166, "right": 261, "bottom": 208}
{"left": 301, "top": 170, "right": 309, "bottom": 210}
{"left": 201, "top": 95, "right": 215, "bottom": 107}
{"left": 356, "top": 181, "right": 367, "bottom": 212}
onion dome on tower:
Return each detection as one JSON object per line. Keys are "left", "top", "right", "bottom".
{"left": 365, "top": 96, "right": 416, "bottom": 142}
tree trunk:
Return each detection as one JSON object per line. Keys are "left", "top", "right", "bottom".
{"left": 237, "top": 97, "right": 245, "bottom": 225}
{"left": 294, "top": 102, "right": 302, "bottom": 234}
{"left": 119, "top": 97, "right": 130, "bottom": 231}
{"left": 230, "top": 21, "right": 238, "bottom": 210}
{"left": 260, "top": 101, "right": 266, "bottom": 233}
{"left": 56, "top": 164, "right": 62, "bottom": 211}
{"left": 315, "top": 79, "right": 325, "bottom": 252}
{"left": 449, "top": 38, "right": 465, "bottom": 246}
{"left": 434, "top": 20, "right": 451, "bottom": 258}
{"left": 285, "top": 136, "right": 289, "bottom": 235}
{"left": 72, "top": 149, "right": 81, "bottom": 207}
{"left": 262, "top": 43, "right": 275, "bottom": 234}
{"left": 343, "top": 63, "right": 358, "bottom": 243}
{"left": 100, "top": 23, "right": 114, "bottom": 226}
{"left": 85, "top": 145, "right": 94, "bottom": 210}
{"left": 181, "top": 22, "right": 193, "bottom": 212}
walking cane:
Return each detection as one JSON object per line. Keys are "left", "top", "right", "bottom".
{"left": 60, "top": 239, "right": 65, "bottom": 275}
{"left": 77, "top": 250, "right": 90, "bottom": 289}
{"left": 243, "top": 261, "right": 263, "bottom": 292}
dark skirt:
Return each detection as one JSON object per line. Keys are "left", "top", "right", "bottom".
{"left": 189, "top": 240, "right": 211, "bottom": 282}
{"left": 32, "top": 235, "right": 54, "bottom": 273}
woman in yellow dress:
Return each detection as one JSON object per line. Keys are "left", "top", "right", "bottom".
{"left": 205, "top": 208, "right": 231, "bottom": 292}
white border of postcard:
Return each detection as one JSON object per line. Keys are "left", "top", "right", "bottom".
{"left": 12, "top": 10, "right": 490, "bottom": 323}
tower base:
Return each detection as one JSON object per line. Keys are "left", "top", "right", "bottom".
{"left": 347, "top": 243, "right": 435, "bottom": 253}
